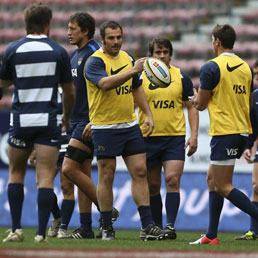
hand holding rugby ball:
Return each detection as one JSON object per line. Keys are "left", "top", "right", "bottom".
{"left": 143, "top": 58, "right": 171, "bottom": 88}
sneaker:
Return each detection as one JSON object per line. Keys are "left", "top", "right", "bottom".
{"left": 189, "top": 235, "right": 219, "bottom": 245}
{"left": 102, "top": 225, "right": 115, "bottom": 240}
{"left": 57, "top": 229, "right": 67, "bottom": 239}
{"left": 48, "top": 218, "right": 61, "bottom": 237}
{"left": 112, "top": 207, "right": 120, "bottom": 222}
{"left": 234, "top": 231, "right": 257, "bottom": 240}
{"left": 66, "top": 228, "right": 95, "bottom": 239}
{"left": 96, "top": 207, "right": 120, "bottom": 239}
{"left": 164, "top": 225, "right": 177, "bottom": 240}
{"left": 3, "top": 229, "right": 24, "bottom": 243}
{"left": 34, "top": 235, "right": 48, "bottom": 243}
{"left": 140, "top": 224, "right": 166, "bottom": 241}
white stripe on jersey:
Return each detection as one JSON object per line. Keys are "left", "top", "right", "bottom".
{"left": 20, "top": 113, "right": 49, "bottom": 127}
{"left": 16, "top": 41, "right": 53, "bottom": 53}
{"left": 10, "top": 113, "right": 13, "bottom": 127}
{"left": 15, "top": 62, "right": 56, "bottom": 78}
{"left": 18, "top": 88, "right": 53, "bottom": 103}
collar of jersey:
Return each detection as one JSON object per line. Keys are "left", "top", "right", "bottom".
{"left": 100, "top": 47, "right": 120, "bottom": 59}
{"left": 26, "top": 34, "right": 48, "bottom": 39}
{"left": 220, "top": 52, "right": 235, "bottom": 57}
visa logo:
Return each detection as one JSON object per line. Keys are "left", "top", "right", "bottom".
{"left": 226, "top": 148, "right": 238, "bottom": 156}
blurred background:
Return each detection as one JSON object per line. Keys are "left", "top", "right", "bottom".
{"left": 0, "top": 0, "right": 257, "bottom": 232}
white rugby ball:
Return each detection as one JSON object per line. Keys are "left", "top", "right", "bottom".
{"left": 143, "top": 58, "right": 171, "bottom": 88}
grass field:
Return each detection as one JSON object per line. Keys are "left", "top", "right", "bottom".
{"left": 1, "top": 227, "right": 258, "bottom": 252}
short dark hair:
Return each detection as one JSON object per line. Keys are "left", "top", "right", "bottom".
{"left": 212, "top": 24, "right": 236, "bottom": 49}
{"left": 254, "top": 60, "right": 258, "bottom": 69}
{"left": 148, "top": 38, "right": 173, "bottom": 57}
{"left": 68, "top": 12, "right": 96, "bottom": 40}
{"left": 24, "top": 3, "right": 52, "bottom": 34}
{"left": 99, "top": 20, "right": 123, "bottom": 39}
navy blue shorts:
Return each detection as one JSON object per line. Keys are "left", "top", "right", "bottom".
{"left": 70, "top": 121, "right": 93, "bottom": 151}
{"left": 210, "top": 134, "right": 247, "bottom": 161}
{"left": 145, "top": 136, "right": 185, "bottom": 169}
{"left": 91, "top": 125, "right": 145, "bottom": 158}
{"left": 8, "top": 126, "right": 62, "bottom": 149}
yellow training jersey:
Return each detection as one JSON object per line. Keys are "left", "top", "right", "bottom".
{"left": 86, "top": 49, "right": 137, "bottom": 125}
{"left": 208, "top": 54, "right": 252, "bottom": 136}
{"left": 139, "top": 65, "right": 186, "bottom": 137}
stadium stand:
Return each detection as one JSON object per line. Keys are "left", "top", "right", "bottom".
{"left": 0, "top": 0, "right": 257, "bottom": 107}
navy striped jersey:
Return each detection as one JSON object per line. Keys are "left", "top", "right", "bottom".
{"left": 70, "top": 39, "right": 100, "bottom": 122}
{"left": 0, "top": 35, "right": 72, "bottom": 128}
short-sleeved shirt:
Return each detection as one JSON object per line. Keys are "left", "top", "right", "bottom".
{"left": 0, "top": 35, "right": 72, "bottom": 129}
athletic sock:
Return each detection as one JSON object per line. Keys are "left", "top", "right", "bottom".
{"left": 8, "top": 183, "right": 24, "bottom": 232}
{"left": 227, "top": 188, "right": 258, "bottom": 224}
{"left": 150, "top": 194, "right": 163, "bottom": 228}
{"left": 80, "top": 212, "right": 92, "bottom": 232}
{"left": 138, "top": 205, "right": 153, "bottom": 229}
{"left": 250, "top": 202, "right": 258, "bottom": 234}
{"left": 165, "top": 192, "right": 180, "bottom": 228}
{"left": 101, "top": 210, "right": 112, "bottom": 230}
{"left": 206, "top": 191, "right": 224, "bottom": 240}
{"left": 37, "top": 188, "right": 55, "bottom": 238}
{"left": 52, "top": 193, "right": 61, "bottom": 219}
{"left": 60, "top": 199, "right": 75, "bottom": 230}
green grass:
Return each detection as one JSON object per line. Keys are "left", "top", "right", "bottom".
{"left": 1, "top": 228, "right": 258, "bottom": 252}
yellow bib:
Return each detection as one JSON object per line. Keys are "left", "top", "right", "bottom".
{"left": 208, "top": 55, "right": 252, "bottom": 135}
{"left": 139, "top": 66, "right": 186, "bottom": 136}
{"left": 86, "top": 50, "right": 137, "bottom": 125}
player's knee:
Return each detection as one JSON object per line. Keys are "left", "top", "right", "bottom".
{"left": 61, "top": 180, "right": 74, "bottom": 197}
{"left": 206, "top": 173, "right": 213, "bottom": 188}
{"left": 165, "top": 174, "right": 180, "bottom": 189}
{"left": 132, "top": 165, "right": 147, "bottom": 181}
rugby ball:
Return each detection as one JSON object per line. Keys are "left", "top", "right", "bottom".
{"left": 143, "top": 58, "right": 171, "bottom": 88}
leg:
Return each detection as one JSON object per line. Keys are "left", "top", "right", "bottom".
{"left": 163, "top": 160, "right": 184, "bottom": 228}
{"left": 67, "top": 158, "right": 95, "bottom": 239}
{"left": 62, "top": 139, "right": 98, "bottom": 205}
{"left": 97, "top": 158, "right": 116, "bottom": 240}
{"left": 147, "top": 165, "right": 162, "bottom": 228}
{"left": 212, "top": 164, "right": 258, "bottom": 228}
{"left": 125, "top": 153, "right": 166, "bottom": 240}
{"left": 205, "top": 165, "right": 224, "bottom": 240}
{"left": 61, "top": 138, "right": 95, "bottom": 239}
{"left": 59, "top": 170, "right": 75, "bottom": 232}
{"left": 35, "top": 144, "right": 59, "bottom": 239}
{"left": 3, "top": 145, "right": 32, "bottom": 242}
{"left": 189, "top": 164, "right": 223, "bottom": 245}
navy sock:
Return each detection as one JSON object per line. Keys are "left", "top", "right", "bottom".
{"left": 60, "top": 199, "right": 75, "bottom": 230}
{"left": 227, "top": 188, "right": 258, "bottom": 223}
{"left": 165, "top": 192, "right": 180, "bottom": 228}
{"left": 150, "top": 194, "right": 163, "bottom": 228}
{"left": 80, "top": 213, "right": 92, "bottom": 232}
{"left": 138, "top": 206, "right": 153, "bottom": 229}
{"left": 37, "top": 188, "right": 55, "bottom": 238}
{"left": 250, "top": 202, "right": 258, "bottom": 234}
{"left": 52, "top": 193, "right": 61, "bottom": 219}
{"left": 101, "top": 211, "right": 112, "bottom": 229}
{"left": 206, "top": 191, "right": 224, "bottom": 239}
{"left": 8, "top": 183, "right": 24, "bottom": 232}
